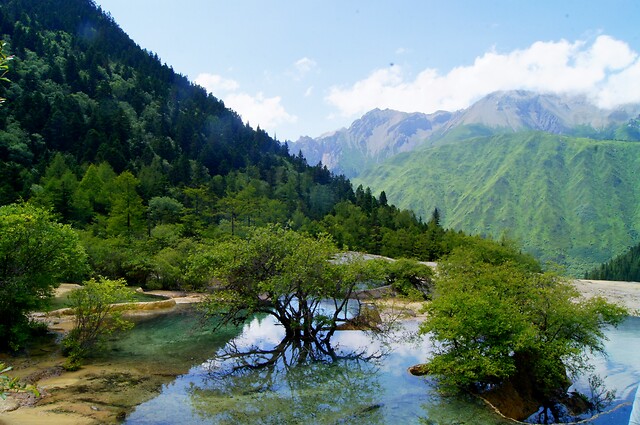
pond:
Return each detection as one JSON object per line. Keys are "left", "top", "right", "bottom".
{"left": 110, "top": 309, "right": 639, "bottom": 425}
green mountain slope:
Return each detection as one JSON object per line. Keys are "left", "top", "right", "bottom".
{"left": 0, "top": 0, "right": 472, "bottom": 284}
{"left": 355, "top": 132, "right": 640, "bottom": 275}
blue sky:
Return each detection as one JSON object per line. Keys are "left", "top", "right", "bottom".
{"left": 94, "top": 1, "right": 640, "bottom": 141}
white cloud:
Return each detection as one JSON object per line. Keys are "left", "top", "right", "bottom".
{"left": 326, "top": 35, "right": 640, "bottom": 118}
{"left": 196, "top": 73, "right": 297, "bottom": 134}
{"left": 225, "top": 92, "right": 297, "bottom": 130}
{"left": 291, "top": 57, "right": 317, "bottom": 81}
{"left": 295, "top": 57, "right": 317, "bottom": 74}
{"left": 194, "top": 73, "right": 239, "bottom": 93}
{"left": 304, "top": 86, "right": 314, "bottom": 97}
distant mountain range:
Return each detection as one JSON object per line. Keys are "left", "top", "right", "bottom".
{"left": 292, "top": 91, "right": 640, "bottom": 275}
{"left": 292, "top": 90, "right": 640, "bottom": 178}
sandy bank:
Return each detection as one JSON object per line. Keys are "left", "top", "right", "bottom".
{"left": 573, "top": 279, "right": 640, "bottom": 315}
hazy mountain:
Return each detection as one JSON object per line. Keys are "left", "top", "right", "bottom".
{"left": 293, "top": 90, "right": 640, "bottom": 178}
{"left": 443, "top": 90, "right": 640, "bottom": 134}
{"left": 291, "top": 108, "right": 457, "bottom": 177}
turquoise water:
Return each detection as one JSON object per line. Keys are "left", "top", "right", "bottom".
{"left": 120, "top": 311, "right": 640, "bottom": 425}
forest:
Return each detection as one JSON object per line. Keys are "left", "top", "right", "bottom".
{"left": 0, "top": 0, "right": 472, "bottom": 289}
{"left": 0, "top": 0, "right": 475, "bottom": 347}
{"left": 0, "top": 1, "right": 632, "bottom": 423}
{"left": 585, "top": 242, "right": 640, "bottom": 282}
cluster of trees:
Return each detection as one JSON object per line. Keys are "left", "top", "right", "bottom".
{"left": 585, "top": 242, "right": 640, "bottom": 282}
{"left": 23, "top": 151, "right": 461, "bottom": 291}
{"left": 420, "top": 240, "right": 627, "bottom": 421}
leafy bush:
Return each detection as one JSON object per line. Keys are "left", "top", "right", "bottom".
{"left": 62, "top": 277, "right": 134, "bottom": 369}
{"left": 0, "top": 203, "right": 87, "bottom": 350}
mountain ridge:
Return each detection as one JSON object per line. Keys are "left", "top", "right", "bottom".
{"left": 292, "top": 90, "right": 640, "bottom": 178}
{"left": 354, "top": 131, "right": 640, "bottom": 275}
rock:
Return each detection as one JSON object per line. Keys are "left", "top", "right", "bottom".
{"left": 408, "top": 364, "right": 429, "bottom": 376}
{"left": 0, "top": 396, "right": 20, "bottom": 413}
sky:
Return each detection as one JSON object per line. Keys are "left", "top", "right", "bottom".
{"left": 94, "top": 1, "right": 640, "bottom": 142}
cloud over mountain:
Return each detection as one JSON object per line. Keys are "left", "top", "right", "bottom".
{"left": 326, "top": 35, "right": 640, "bottom": 119}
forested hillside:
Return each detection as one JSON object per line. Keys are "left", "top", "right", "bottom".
{"left": 0, "top": 0, "right": 471, "bottom": 290}
{"left": 586, "top": 243, "right": 640, "bottom": 282}
{"left": 355, "top": 131, "right": 640, "bottom": 275}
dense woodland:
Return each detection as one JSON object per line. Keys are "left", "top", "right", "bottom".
{"left": 0, "top": 0, "right": 472, "bottom": 291}
{"left": 585, "top": 242, "right": 640, "bottom": 281}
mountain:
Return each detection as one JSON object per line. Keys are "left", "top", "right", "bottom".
{"left": 292, "top": 90, "right": 640, "bottom": 178}
{"left": 354, "top": 131, "right": 640, "bottom": 275}
{"left": 441, "top": 90, "right": 640, "bottom": 134}
{"left": 291, "top": 90, "right": 640, "bottom": 274}
{"left": 0, "top": 0, "right": 359, "bottom": 223}
{"left": 291, "top": 108, "right": 457, "bottom": 178}
{"left": 0, "top": 0, "right": 321, "bottom": 202}
{"left": 0, "top": 0, "right": 473, "bottom": 281}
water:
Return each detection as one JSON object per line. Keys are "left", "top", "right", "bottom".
{"left": 118, "top": 310, "right": 639, "bottom": 425}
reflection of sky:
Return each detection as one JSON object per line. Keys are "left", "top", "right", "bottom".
{"left": 233, "top": 315, "right": 284, "bottom": 349}
{"left": 572, "top": 317, "right": 640, "bottom": 402}
{"left": 125, "top": 315, "right": 640, "bottom": 425}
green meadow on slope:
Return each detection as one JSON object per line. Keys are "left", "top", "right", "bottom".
{"left": 356, "top": 131, "right": 640, "bottom": 275}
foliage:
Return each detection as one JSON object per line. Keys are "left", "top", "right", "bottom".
{"left": 0, "top": 202, "right": 87, "bottom": 350}
{"left": 585, "top": 242, "right": 640, "bottom": 282}
{"left": 1, "top": 362, "right": 39, "bottom": 399}
{"left": 356, "top": 131, "right": 640, "bottom": 275}
{"left": 378, "top": 258, "right": 434, "bottom": 300}
{"left": 193, "top": 226, "right": 379, "bottom": 343}
{"left": 420, "top": 241, "right": 627, "bottom": 411}
{"left": 62, "top": 277, "right": 134, "bottom": 369}
{"left": 0, "top": 40, "right": 12, "bottom": 105}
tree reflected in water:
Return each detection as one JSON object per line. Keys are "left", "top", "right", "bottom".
{"left": 188, "top": 320, "right": 389, "bottom": 425}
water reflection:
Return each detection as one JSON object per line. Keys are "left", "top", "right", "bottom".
{"left": 124, "top": 315, "right": 640, "bottom": 425}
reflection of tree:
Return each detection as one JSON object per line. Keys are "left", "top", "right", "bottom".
{"left": 418, "top": 392, "right": 513, "bottom": 425}
{"left": 188, "top": 335, "right": 387, "bottom": 425}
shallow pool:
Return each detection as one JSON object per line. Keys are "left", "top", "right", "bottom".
{"left": 117, "top": 310, "right": 639, "bottom": 425}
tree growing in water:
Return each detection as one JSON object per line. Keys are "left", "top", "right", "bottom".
{"left": 193, "top": 226, "right": 378, "bottom": 346}
{"left": 419, "top": 239, "right": 627, "bottom": 422}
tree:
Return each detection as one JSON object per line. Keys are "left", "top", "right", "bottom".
{"left": 107, "top": 171, "right": 145, "bottom": 238}
{"left": 148, "top": 196, "right": 183, "bottom": 226}
{"left": 419, "top": 243, "right": 627, "bottom": 421}
{"left": 62, "top": 277, "right": 134, "bottom": 369}
{"left": 193, "top": 226, "right": 376, "bottom": 344}
{"left": 0, "top": 40, "right": 12, "bottom": 105}
{"left": 380, "top": 258, "right": 434, "bottom": 300}
{"left": 0, "top": 203, "right": 88, "bottom": 349}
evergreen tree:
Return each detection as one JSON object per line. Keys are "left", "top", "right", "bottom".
{"left": 107, "top": 171, "right": 145, "bottom": 239}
